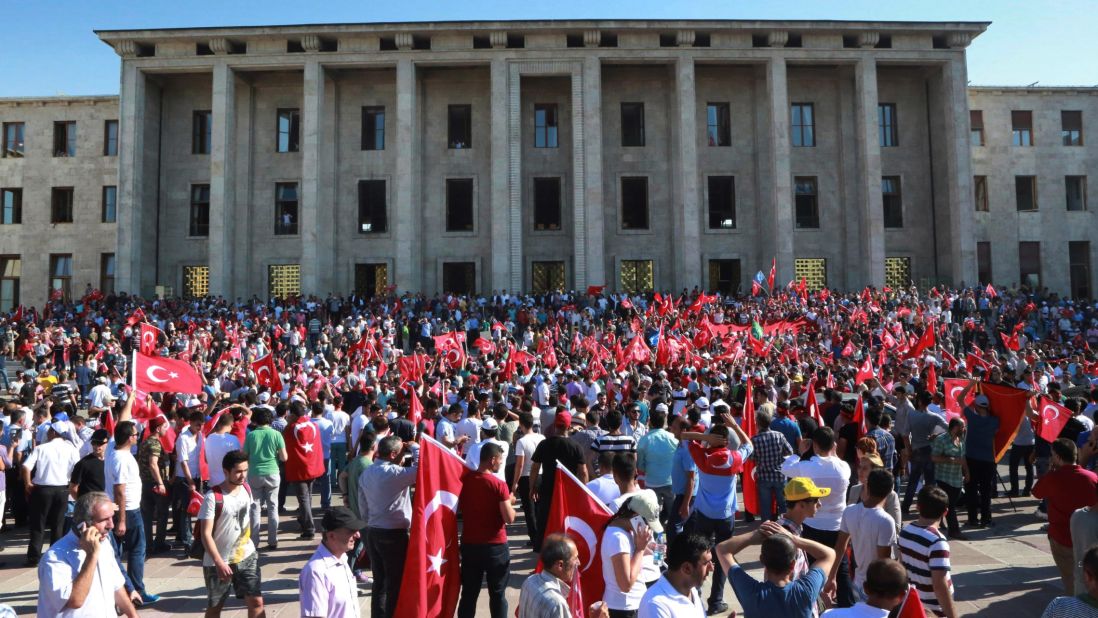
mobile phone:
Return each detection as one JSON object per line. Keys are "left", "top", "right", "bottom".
{"left": 75, "top": 522, "right": 87, "bottom": 534}
{"left": 630, "top": 515, "right": 647, "bottom": 532}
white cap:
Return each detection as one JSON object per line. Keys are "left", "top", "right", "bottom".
{"left": 695, "top": 397, "right": 710, "bottom": 410}
{"left": 481, "top": 417, "right": 499, "bottom": 431}
{"left": 257, "top": 392, "right": 271, "bottom": 403}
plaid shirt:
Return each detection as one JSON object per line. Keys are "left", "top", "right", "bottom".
{"left": 868, "top": 427, "right": 896, "bottom": 470}
{"left": 750, "top": 429, "right": 794, "bottom": 484}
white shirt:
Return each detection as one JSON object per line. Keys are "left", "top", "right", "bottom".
{"left": 349, "top": 411, "right": 370, "bottom": 453}
{"left": 463, "top": 438, "right": 509, "bottom": 483}
{"left": 23, "top": 437, "right": 80, "bottom": 486}
{"left": 104, "top": 444, "right": 142, "bottom": 511}
{"left": 781, "top": 454, "right": 851, "bottom": 531}
{"left": 87, "top": 384, "right": 114, "bottom": 409}
{"left": 587, "top": 475, "right": 621, "bottom": 507}
{"left": 300, "top": 543, "right": 360, "bottom": 618}
{"left": 204, "top": 432, "right": 242, "bottom": 486}
{"left": 514, "top": 432, "right": 545, "bottom": 478}
{"left": 327, "top": 409, "right": 351, "bottom": 444}
{"left": 819, "top": 602, "right": 890, "bottom": 617}
{"left": 600, "top": 526, "right": 646, "bottom": 610}
{"left": 456, "top": 417, "right": 481, "bottom": 453}
{"left": 175, "top": 429, "right": 200, "bottom": 479}
{"left": 38, "top": 531, "right": 126, "bottom": 618}
{"left": 637, "top": 574, "right": 706, "bottom": 618}
{"left": 839, "top": 503, "right": 897, "bottom": 589}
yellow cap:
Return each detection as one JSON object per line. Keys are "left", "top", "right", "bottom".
{"left": 784, "top": 477, "right": 832, "bottom": 502}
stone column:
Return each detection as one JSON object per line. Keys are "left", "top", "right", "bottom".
{"left": 854, "top": 57, "right": 885, "bottom": 288}
{"left": 393, "top": 59, "right": 419, "bottom": 292}
{"left": 940, "top": 56, "right": 978, "bottom": 287}
{"left": 116, "top": 62, "right": 148, "bottom": 296}
{"left": 300, "top": 60, "right": 335, "bottom": 296}
{"left": 489, "top": 58, "right": 517, "bottom": 292}
{"left": 580, "top": 56, "right": 606, "bottom": 290}
{"left": 673, "top": 56, "right": 701, "bottom": 290}
{"left": 765, "top": 57, "right": 794, "bottom": 283}
{"left": 208, "top": 62, "right": 236, "bottom": 299}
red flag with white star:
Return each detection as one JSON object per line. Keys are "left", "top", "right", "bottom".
{"left": 132, "top": 351, "right": 203, "bottom": 394}
{"left": 282, "top": 415, "right": 324, "bottom": 482}
{"left": 139, "top": 323, "right": 161, "bottom": 356}
{"left": 251, "top": 354, "right": 284, "bottom": 392}
{"left": 394, "top": 435, "right": 467, "bottom": 618}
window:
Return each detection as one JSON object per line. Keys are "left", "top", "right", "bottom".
{"left": 1067, "top": 176, "right": 1087, "bottom": 211}
{"left": 100, "top": 254, "right": 115, "bottom": 295}
{"left": 361, "top": 106, "right": 385, "bottom": 150}
{"left": 1, "top": 188, "right": 21, "bottom": 225}
{"left": 885, "top": 257, "right": 911, "bottom": 289}
{"left": 448, "top": 105, "right": 472, "bottom": 149}
{"left": 620, "top": 260, "right": 654, "bottom": 293}
{"left": 621, "top": 102, "right": 645, "bottom": 147}
{"left": 882, "top": 176, "right": 903, "bottom": 228}
{"left": 101, "top": 186, "right": 117, "bottom": 223}
{"left": 1070, "top": 241, "right": 1091, "bottom": 299}
{"left": 707, "top": 176, "right": 736, "bottom": 229}
{"left": 442, "top": 262, "right": 477, "bottom": 295}
{"left": 51, "top": 187, "right": 74, "bottom": 223}
{"left": 1015, "top": 175, "right": 1037, "bottom": 211}
{"left": 358, "top": 179, "right": 387, "bottom": 233}
{"left": 53, "top": 121, "right": 76, "bottom": 157}
{"left": 531, "top": 261, "right": 566, "bottom": 293}
{"left": 794, "top": 258, "right": 827, "bottom": 290}
{"left": 1019, "top": 241, "right": 1041, "bottom": 289}
{"left": 276, "top": 109, "right": 301, "bottom": 153}
{"left": 533, "top": 177, "right": 562, "bottom": 230}
{"left": 706, "top": 103, "right": 731, "bottom": 147}
{"left": 977, "top": 241, "right": 993, "bottom": 285}
{"left": 189, "top": 184, "right": 210, "bottom": 237}
{"left": 878, "top": 103, "right": 898, "bottom": 147}
{"left": 1012, "top": 111, "right": 1033, "bottom": 146}
{"left": 970, "top": 110, "right": 984, "bottom": 146}
{"left": 708, "top": 259, "right": 741, "bottom": 295}
{"left": 268, "top": 264, "right": 301, "bottom": 299}
{"left": 49, "top": 254, "right": 73, "bottom": 302}
{"left": 794, "top": 177, "right": 819, "bottom": 228}
{"left": 791, "top": 103, "right": 815, "bottom": 147}
{"left": 1062, "top": 111, "right": 1083, "bottom": 146}
{"left": 445, "top": 178, "right": 474, "bottom": 232}
{"left": 0, "top": 256, "right": 19, "bottom": 312}
{"left": 183, "top": 265, "right": 210, "bottom": 298}
{"left": 192, "top": 110, "right": 212, "bottom": 154}
{"left": 104, "top": 120, "right": 119, "bottom": 156}
{"left": 620, "top": 177, "right": 649, "bottom": 230}
{"left": 275, "top": 182, "right": 299, "bottom": 235}
{"left": 2, "top": 122, "right": 24, "bottom": 157}
{"left": 974, "top": 175, "right": 989, "bottom": 212}
{"left": 534, "top": 104, "right": 559, "bottom": 148}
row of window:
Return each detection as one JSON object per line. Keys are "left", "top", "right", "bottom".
{"left": 0, "top": 186, "right": 117, "bottom": 225}
{"left": 973, "top": 174, "right": 1088, "bottom": 212}
{"left": 1, "top": 120, "right": 118, "bottom": 158}
{"left": 0, "top": 254, "right": 115, "bottom": 311}
{"left": 975, "top": 240, "right": 1092, "bottom": 299}
{"left": 970, "top": 110, "right": 1083, "bottom": 147}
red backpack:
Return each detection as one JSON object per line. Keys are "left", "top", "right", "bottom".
{"left": 187, "top": 483, "right": 253, "bottom": 562}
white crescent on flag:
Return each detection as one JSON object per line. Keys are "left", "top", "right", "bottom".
{"left": 564, "top": 516, "right": 598, "bottom": 571}
{"left": 145, "top": 365, "right": 171, "bottom": 383}
{"left": 1042, "top": 403, "right": 1061, "bottom": 427}
{"left": 142, "top": 330, "right": 156, "bottom": 350}
{"left": 256, "top": 365, "right": 271, "bottom": 384}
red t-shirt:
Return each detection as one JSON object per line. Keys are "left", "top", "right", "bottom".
{"left": 1033, "top": 464, "right": 1098, "bottom": 546}
{"left": 459, "top": 469, "right": 510, "bottom": 545}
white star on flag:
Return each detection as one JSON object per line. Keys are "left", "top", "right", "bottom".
{"left": 302, "top": 442, "right": 314, "bottom": 453}
{"left": 169, "top": 372, "right": 179, "bottom": 379}
{"left": 426, "top": 548, "right": 447, "bottom": 575}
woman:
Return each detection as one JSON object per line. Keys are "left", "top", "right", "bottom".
{"left": 932, "top": 418, "right": 969, "bottom": 540}
{"left": 847, "top": 450, "right": 902, "bottom": 536}
{"left": 600, "top": 493, "right": 659, "bottom": 618}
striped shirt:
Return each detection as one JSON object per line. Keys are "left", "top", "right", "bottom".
{"left": 591, "top": 433, "right": 637, "bottom": 454}
{"left": 898, "top": 522, "right": 952, "bottom": 616}
{"left": 1040, "top": 596, "right": 1098, "bottom": 618}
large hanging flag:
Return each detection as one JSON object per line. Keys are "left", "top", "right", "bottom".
{"left": 251, "top": 354, "right": 284, "bottom": 392}
{"left": 979, "top": 382, "right": 1032, "bottom": 462}
{"left": 133, "top": 351, "right": 203, "bottom": 394}
{"left": 767, "top": 258, "right": 777, "bottom": 292}
{"left": 394, "top": 435, "right": 468, "bottom": 618}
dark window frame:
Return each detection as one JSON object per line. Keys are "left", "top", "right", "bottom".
{"left": 53, "top": 121, "right": 76, "bottom": 158}
{"left": 534, "top": 104, "right": 559, "bottom": 149}
{"left": 275, "top": 182, "right": 300, "bottom": 235}
{"left": 1, "top": 122, "right": 24, "bottom": 158}
{"left": 706, "top": 175, "right": 736, "bottom": 229}
{"left": 49, "top": 253, "right": 73, "bottom": 302}
{"left": 50, "top": 187, "right": 74, "bottom": 223}
{"left": 1066, "top": 175, "right": 1087, "bottom": 211}
{"left": 104, "top": 120, "right": 119, "bottom": 156}
{"left": 276, "top": 108, "right": 301, "bottom": 153}
{"left": 706, "top": 102, "right": 731, "bottom": 147}
{"left": 101, "top": 185, "right": 117, "bottom": 223}
{"left": 620, "top": 102, "right": 646, "bottom": 147}
{"left": 970, "top": 110, "right": 985, "bottom": 146}
{"left": 0, "top": 255, "right": 20, "bottom": 312}
{"left": 620, "top": 176, "right": 649, "bottom": 230}
{"left": 1062, "top": 110, "right": 1083, "bottom": 146}
{"left": 532, "top": 177, "right": 562, "bottom": 231}
{"left": 445, "top": 178, "right": 475, "bottom": 232}
{"left": 1011, "top": 110, "right": 1033, "bottom": 147}
{"left": 447, "top": 104, "right": 472, "bottom": 149}
{"left": 791, "top": 102, "right": 816, "bottom": 147}
{"left": 794, "top": 176, "right": 820, "bottom": 228}
{"left": 882, "top": 176, "right": 903, "bottom": 228}
{"left": 361, "top": 106, "right": 386, "bottom": 151}
{"left": 1, "top": 188, "right": 21, "bottom": 225}
{"left": 1019, "top": 241, "right": 1042, "bottom": 289}
{"left": 189, "top": 184, "right": 210, "bottom": 237}
{"left": 1015, "top": 175, "right": 1038, "bottom": 211}
{"left": 100, "top": 253, "right": 115, "bottom": 296}
{"left": 192, "top": 110, "right": 212, "bottom": 154}
{"left": 357, "top": 179, "right": 388, "bottom": 234}
{"left": 974, "top": 175, "right": 989, "bottom": 212}
{"left": 879, "top": 103, "right": 898, "bottom": 147}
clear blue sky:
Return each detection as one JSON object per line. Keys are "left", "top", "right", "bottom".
{"left": 4, "top": 0, "right": 1095, "bottom": 97}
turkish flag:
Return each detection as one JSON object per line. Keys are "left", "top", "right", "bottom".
{"left": 540, "top": 464, "right": 614, "bottom": 615}
{"left": 251, "top": 354, "right": 284, "bottom": 392}
{"left": 408, "top": 387, "right": 424, "bottom": 426}
{"left": 926, "top": 363, "right": 938, "bottom": 395}
{"left": 942, "top": 380, "right": 973, "bottom": 420}
{"left": 966, "top": 352, "right": 993, "bottom": 372}
{"left": 897, "top": 586, "right": 927, "bottom": 618}
{"left": 805, "top": 381, "right": 823, "bottom": 426}
{"left": 126, "top": 307, "right": 146, "bottom": 328}
{"left": 852, "top": 396, "right": 867, "bottom": 438}
{"left": 394, "top": 435, "right": 467, "bottom": 618}
{"left": 139, "top": 323, "right": 161, "bottom": 356}
{"left": 282, "top": 416, "right": 325, "bottom": 482}
{"left": 742, "top": 380, "right": 759, "bottom": 515}
{"left": 399, "top": 355, "right": 424, "bottom": 385}
{"left": 767, "top": 258, "right": 776, "bottom": 292}
{"left": 624, "top": 334, "right": 650, "bottom": 365}
{"left": 751, "top": 279, "right": 762, "bottom": 296}
{"left": 855, "top": 357, "right": 875, "bottom": 384}
{"left": 1036, "top": 396, "right": 1072, "bottom": 443}
{"left": 473, "top": 338, "right": 495, "bottom": 355}
{"left": 941, "top": 349, "right": 959, "bottom": 371}
{"left": 985, "top": 283, "right": 997, "bottom": 298}
{"left": 979, "top": 382, "right": 1032, "bottom": 462}
{"left": 133, "top": 351, "right": 203, "bottom": 394}
{"left": 586, "top": 285, "right": 605, "bottom": 296}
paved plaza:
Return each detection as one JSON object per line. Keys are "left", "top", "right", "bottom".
{"left": 0, "top": 464, "right": 1067, "bottom": 617}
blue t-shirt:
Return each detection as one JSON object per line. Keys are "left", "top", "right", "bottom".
{"left": 963, "top": 407, "right": 1000, "bottom": 462}
{"left": 729, "top": 565, "right": 826, "bottom": 618}
{"left": 771, "top": 416, "right": 802, "bottom": 448}
{"left": 670, "top": 442, "right": 698, "bottom": 496}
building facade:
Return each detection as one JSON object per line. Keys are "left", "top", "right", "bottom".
{"left": 0, "top": 19, "right": 1092, "bottom": 308}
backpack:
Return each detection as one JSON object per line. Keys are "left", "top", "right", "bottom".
{"left": 188, "top": 483, "right": 253, "bottom": 562}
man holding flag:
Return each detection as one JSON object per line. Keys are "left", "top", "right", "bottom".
{"left": 361, "top": 434, "right": 420, "bottom": 618}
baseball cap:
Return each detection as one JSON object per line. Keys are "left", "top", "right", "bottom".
{"left": 321, "top": 506, "right": 367, "bottom": 532}
{"left": 784, "top": 477, "right": 832, "bottom": 502}
{"left": 48, "top": 421, "right": 71, "bottom": 436}
{"left": 480, "top": 417, "right": 499, "bottom": 431}
{"left": 695, "top": 397, "right": 710, "bottom": 410}
{"left": 554, "top": 410, "right": 572, "bottom": 427}
{"left": 570, "top": 412, "right": 587, "bottom": 426}
{"left": 974, "top": 394, "right": 990, "bottom": 407}
{"left": 257, "top": 392, "right": 271, "bottom": 404}
{"left": 185, "top": 397, "right": 203, "bottom": 408}
{"left": 90, "top": 429, "right": 111, "bottom": 444}
{"left": 624, "top": 490, "right": 664, "bottom": 533}
{"left": 654, "top": 403, "right": 669, "bottom": 414}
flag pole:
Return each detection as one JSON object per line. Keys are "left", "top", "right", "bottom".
{"left": 131, "top": 349, "right": 137, "bottom": 391}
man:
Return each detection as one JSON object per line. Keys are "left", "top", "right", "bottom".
{"left": 326, "top": 402, "right": 352, "bottom": 493}
{"left": 300, "top": 506, "right": 366, "bottom": 618}
{"left": 827, "top": 469, "right": 898, "bottom": 605}
{"left": 310, "top": 401, "right": 337, "bottom": 510}
{"left": 69, "top": 429, "right": 109, "bottom": 498}
{"left": 512, "top": 411, "right": 544, "bottom": 545}
{"left": 105, "top": 420, "right": 158, "bottom": 604}
{"left": 638, "top": 533, "right": 711, "bottom": 618}
{"left": 517, "top": 533, "right": 578, "bottom": 618}
{"left": 1033, "top": 437, "right": 1098, "bottom": 595}
{"left": 284, "top": 400, "right": 325, "bottom": 540}
{"left": 778, "top": 476, "right": 831, "bottom": 604}
{"left": 199, "top": 449, "right": 264, "bottom": 618}
{"left": 244, "top": 407, "right": 287, "bottom": 549}
{"left": 360, "top": 435, "right": 420, "bottom": 618}
{"left": 137, "top": 416, "right": 172, "bottom": 554}
{"left": 458, "top": 442, "right": 516, "bottom": 618}
{"left": 530, "top": 411, "right": 588, "bottom": 551}
{"left": 717, "top": 520, "right": 835, "bottom": 618}
{"left": 37, "top": 491, "right": 139, "bottom": 618}
{"left": 958, "top": 384, "right": 1000, "bottom": 527}
{"left": 23, "top": 420, "right": 80, "bottom": 566}
{"left": 621, "top": 402, "right": 648, "bottom": 440}
{"left": 464, "top": 417, "right": 509, "bottom": 483}
{"left": 668, "top": 416, "right": 698, "bottom": 547}
{"left": 819, "top": 559, "right": 910, "bottom": 617}
{"left": 586, "top": 450, "right": 620, "bottom": 506}
{"left": 637, "top": 407, "right": 678, "bottom": 525}
{"left": 589, "top": 408, "right": 637, "bottom": 469}
{"left": 173, "top": 410, "right": 206, "bottom": 550}
{"left": 901, "top": 392, "right": 948, "bottom": 515}
{"left": 898, "top": 485, "right": 958, "bottom": 618}
{"left": 749, "top": 409, "right": 795, "bottom": 521}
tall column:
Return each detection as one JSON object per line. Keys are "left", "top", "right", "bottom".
{"left": 393, "top": 59, "right": 419, "bottom": 292}
{"left": 208, "top": 62, "right": 236, "bottom": 299}
{"left": 854, "top": 57, "right": 885, "bottom": 287}
{"left": 489, "top": 59, "right": 517, "bottom": 292}
{"left": 301, "top": 60, "right": 335, "bottom": 296}
{"left": 580, "top": 56, "right": 606, "bottom": 289}
{"left": 116, "top": 62, "right": 148, "bottom": 296}
{"left": 941, "top": 56, "right": 978, "bottom": 286}
{"left": 765, "top": 57, "right": 794, "bottom": 283}
{"left": 674, "top": 57, "right": 701, "bottom": 290}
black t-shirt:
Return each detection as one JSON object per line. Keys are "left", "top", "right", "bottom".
{"left": 531, "top": 436, "right": 585, "bottom": 494}
{"left": 70, "top": 454, "right": 105, "bottom": 497}
{"left": 838, "top": 422, "right": 860, "bottom": 468}
{"left": 390, "top": 418, "right": 416, "bottom": 442}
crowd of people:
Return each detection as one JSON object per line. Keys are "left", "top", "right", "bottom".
{"left": 2, "top": 281, "right": 1098, "bottom": 617}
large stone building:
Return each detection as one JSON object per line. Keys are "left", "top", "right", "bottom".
{"left": 0, "top": 19, "right": 1094, "bottom": 308}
